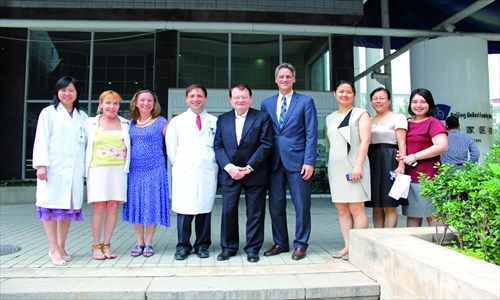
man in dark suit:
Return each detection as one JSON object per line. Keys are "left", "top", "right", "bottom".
{"left": 261, "top": 63, "right": 318, "bottom": 260}
{"left": 214, "top": 84, "right": 273, "bottom": 263}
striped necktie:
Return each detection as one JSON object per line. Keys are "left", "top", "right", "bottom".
{"left": 279, "top": 96, "right": 287, "bottom": 129}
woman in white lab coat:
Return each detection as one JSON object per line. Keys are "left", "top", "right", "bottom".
{"left": 33, "top": 76, "right": 88, "bottom": 266}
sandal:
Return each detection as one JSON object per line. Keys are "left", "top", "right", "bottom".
{"left": 102, "top": 243, "right": 117, "bottom": 259}
{"left": 143, "top": 245, "right": 154, "bottom": 257}
{"left": 92, "top": 244, "right": 106, "bottom": 260}
{"left": 49, "top": 250, "right": 68, "bottom": 267}
{"left": 130, "top": 245, "right": 145, "bottom": 257}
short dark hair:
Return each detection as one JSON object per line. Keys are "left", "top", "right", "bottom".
{"left": 408, "top": 88, "right": 437, "bottom": 117}
{"left": 52, "top": 76, "right": 81, "bottom": 111}
{"left": 446, "top": 116, "right": 460, "bottom": 129}
{"left": 334, "top": 80, "right": 356, "bottom": 95}
{"left": 229, "top": 84, "right": 252, "bottom": 97}
{"left": 370, "top": 87, "right": 391, "bottom": 100}
{"left": 186, "top": 84, "right": 207, "bottom": 97}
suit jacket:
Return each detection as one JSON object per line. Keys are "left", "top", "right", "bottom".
{"left": 261, "top": 91, "right": 318, "bottom": 172}
{"left": 214, "top": 108, "right": 273, "bottom": 186}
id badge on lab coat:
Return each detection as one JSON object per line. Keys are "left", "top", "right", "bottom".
{"left": 206, "top": 126, "right": 216, "bottom": 147}
{"left": 78, "top": 125, "right": 85, "bottom": 143}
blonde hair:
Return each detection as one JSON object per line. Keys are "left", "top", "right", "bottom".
{"left": 129, "top": 89, "right": 161, "bottom": 123}
{"left": 97, "top": 90, "right": 122, "bottom": 114}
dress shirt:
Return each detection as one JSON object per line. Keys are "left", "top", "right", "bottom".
{"left": 224, "top": 109, "right": 253, "bottom": 173}
{"left": 276, "top": 91, "right": 293, "bottom": 121}
{"left": 441, "top": 129, "right": 480, "bottom": 164}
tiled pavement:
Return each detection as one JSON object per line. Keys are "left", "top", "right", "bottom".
{"left": 0, "top": 197, "right": 407, "bottom": 299}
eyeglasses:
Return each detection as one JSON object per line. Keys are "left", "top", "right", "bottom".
{"left": 371, "top": 97, "right": 388, "bottom": 101}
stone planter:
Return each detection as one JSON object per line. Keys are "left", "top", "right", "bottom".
{"left": 349, "top": 227, "right": 499, "bottom": 299}
{"left": 0, "top": 186, "right": 36, "bottom": 205}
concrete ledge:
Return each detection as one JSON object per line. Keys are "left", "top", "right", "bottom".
{"left": 349, "top": 227, "right": 500, "bottom": 299}
{"left": 0, "top": 186, "right": 36, "bottom": 205}
{"left": 0, "top": 271, "right": 379, "bottom": 300}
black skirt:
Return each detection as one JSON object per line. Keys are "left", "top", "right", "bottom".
{"left": 366, "top": 143, "right": 408, "bottom": 207}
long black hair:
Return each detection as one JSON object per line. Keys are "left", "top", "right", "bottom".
{"left": 407, "top": 88, "right": 436, "bottom": 117}
{"left": 52, "top": 76, "right": 81, "bottom": 111}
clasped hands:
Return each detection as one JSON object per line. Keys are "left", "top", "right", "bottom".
{"left": 228, "top": 166, "right": 252, "bottom": 180}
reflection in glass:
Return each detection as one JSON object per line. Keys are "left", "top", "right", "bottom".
{"left": 232, "top": 34, "right": 278, "bottom": 89}
{"left": 27, "top": 31, "right": 91, "bottom": 100}
{"left": 179, "top": 33, "right": 228, "bottom": 88}
{"left": 283, "top": 36, "right": 329, "bottom": 91}
{"left": 93, "top": 32, "right": 155, "bottom": 101}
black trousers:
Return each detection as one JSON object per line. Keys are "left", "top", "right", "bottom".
{"left": 176, "top": 213, "right": 211, "bottom": 252}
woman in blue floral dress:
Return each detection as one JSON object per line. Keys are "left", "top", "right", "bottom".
{"left": 123, "top": 89, "right": 170, "bottom": 257}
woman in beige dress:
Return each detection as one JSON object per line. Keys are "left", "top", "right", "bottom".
{"left": 326, "top": 80, "right": 371, "bottom": 260}
{"left": 85, "top": 90, "right": 131, "bottom": 260}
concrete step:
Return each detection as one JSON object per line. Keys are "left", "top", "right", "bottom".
{"left": 0, "top": 265, "right": 380, "bottom": 299}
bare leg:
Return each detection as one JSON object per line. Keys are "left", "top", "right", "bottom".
{"left": 384, "top": 207, "right": 399, "bottom": 228}
{"left": 133, "top": 224, "right": 145, "bottom": 246}
{"left": 426, "top": 216, "right": 443, "bottom": 226}
{"left": 335, "top": 203, "right": 352, "bottom": 255}
{"left": 103, "top": 201, "right": 119, "bottom": 244}
{"left": 372, "top": 207, "right": 384, "bottom": 228}
{"left": 91, "top": 202, "right": 106, "bottom": 245}
{"left": 407, "top": 216, "right": 423, "bottom": 227}
{"left": 145, "top": 224, "right": 157, "bottom": 245}
{"left": 43, "top": 220, "right": 64, "bottom": 261}
{"left": 57, "top": 219, "right": 71, "bottom": 257}
{"left": 349, "top": 202, "right": 368, "bottom": 229}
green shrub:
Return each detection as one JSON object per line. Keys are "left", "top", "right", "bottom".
{"left": 419, "top": 144, "right": 500, "bottom": 265}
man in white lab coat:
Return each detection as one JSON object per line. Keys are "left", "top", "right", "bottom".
{"left": 165, "top": 84, "right": 218, "bottom": 260}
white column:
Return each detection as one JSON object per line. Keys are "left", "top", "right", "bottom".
{"left": 410, "top": 36, "right": 492, "bottom": 156}
{"left": 366, "top": 48, "right": 382, "bottom": 116}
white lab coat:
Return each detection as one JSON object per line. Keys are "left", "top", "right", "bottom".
{"left": 165, "top": 109, "right": 218, "bottom": 215}
{"left": 84, "top": 115, "right": 131, "bottom": 177}
{"left": 32, "top": 104, "right": 88, "bottom": 209}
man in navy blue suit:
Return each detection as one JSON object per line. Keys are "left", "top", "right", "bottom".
{"left": 214, "top": 84, "right": 273, "bottom": 263}
{"left": 261, "top": 63, "right": 318, "bottom": 260}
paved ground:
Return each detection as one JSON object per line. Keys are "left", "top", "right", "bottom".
{"left": 0, "top": 197, "right": 407, "bottom": 299}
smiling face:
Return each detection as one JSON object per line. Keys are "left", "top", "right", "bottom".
{"left": 371, "top": 90, "right": 391, "bottom": 114}
{"left": 275, "top": 67, "right": 296, "bottom": 94}
{"left": 334, "top": 83, "right": 355, "bottom": 108}
{"left": 229, "top": 87, "right": 252, "bottom": 116}
{"left": 136, "top": 92, "right": 155, "bottom": 116}
{"left": 100, "top": 95, "right": 120, "bottom": 119}
{"left": 410, "top": 93, "right": 430, "bottom": 118}
{"left": 186, "top": 88, "right": 207, "bottom": 114}
{"left": 57, "top": 83, "right": 77, "bottom": 111}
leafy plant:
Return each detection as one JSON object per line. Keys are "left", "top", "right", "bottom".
{"left": 419, "top": 144, "right": 500, "bottom": 265}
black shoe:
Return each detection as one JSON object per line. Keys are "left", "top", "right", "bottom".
{"left": 247, "top": 253, "right": 260, "bottom": 263}
{"left": 216, "top": 250, "right": 236, "bottom": 261}
{"left": 195, "top": 247, "right": 209, "bottom": 259}
{"left": 174, "top": 249, "right": 190, "bottom": 260}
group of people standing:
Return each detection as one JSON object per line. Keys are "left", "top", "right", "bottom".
{"left": 34, "top": 62, "right": 467, "bottom": 267}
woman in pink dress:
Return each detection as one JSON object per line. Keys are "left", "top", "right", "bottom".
{"left": 397, "top": 88, "right": 448, "bottom": 227}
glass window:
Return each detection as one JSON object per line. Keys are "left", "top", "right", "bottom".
{"left": 231, "top": 34, "right": 278, "bottom": 89}
{"left": 27, "top": 31, "right": 91, "bottom": 100}
{"left": 283, "top": 36, "right": 328, "bottom": 91}
{"left": 93, "top": 32, "right": 155, "bottom": 101}
{"left": 179, "top": 33, "right": 228, "bottom": 88}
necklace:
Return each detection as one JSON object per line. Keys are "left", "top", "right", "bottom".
{"left": 137, "top": 115, "right": 152, "bottom": 125}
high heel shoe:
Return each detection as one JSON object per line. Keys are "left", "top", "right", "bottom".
{"left": 63, "top": 255, "right": 73, "bottom": 262}
{"left": 48, "top": 250, "right": 67, "bottom": 266}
